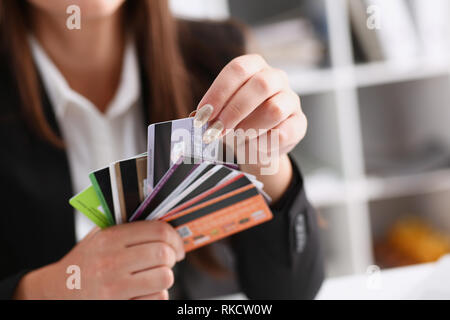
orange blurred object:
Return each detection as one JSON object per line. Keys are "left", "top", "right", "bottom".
{"left": 388, "top": 218, "right": 450, "bottom": 263}
{"left": 375, "top": 217, "right": 450, "bottom": 268}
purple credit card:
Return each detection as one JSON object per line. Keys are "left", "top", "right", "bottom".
{"left": 130, "top": 156, "right": 200, "bottom": 221}
{"left": 147, "top": 118, "right": 205, "bottom": 191}
{"left": 147, "top": 117, "right": 235, "bottom": 192}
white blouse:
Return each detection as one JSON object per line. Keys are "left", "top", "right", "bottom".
{"left": 30, "top": 38, "right": 147, "bottom": 241}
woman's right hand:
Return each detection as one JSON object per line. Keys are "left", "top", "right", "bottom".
{"left": 14, "top": 221, "right": 185, "bottom": 300}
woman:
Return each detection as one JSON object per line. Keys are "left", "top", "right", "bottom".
{"left": 0, "top": 0, "right": 324, "bottom": 299}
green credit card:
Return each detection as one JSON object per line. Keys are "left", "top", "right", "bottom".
{"left": 69, "top": 185, "right": 111, "bottom": 229}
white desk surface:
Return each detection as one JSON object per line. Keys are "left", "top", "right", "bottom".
{"left": 315, "top": 263, "right": 435, "bottom": 300}
{"left": 213, "top": 255, "right": 450, "bottom": 300}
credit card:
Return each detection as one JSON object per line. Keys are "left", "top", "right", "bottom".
{"left": 147, "top": 117, "right": 234, "bottom": 190}
{"left": 69, "top": 185, "right": 110, "bottom": 229}
{"left": 159, "top": 165, "right": 235, "bottom": 217}
{"left": 146, "top": 162, "right": 217, "bottom": 220}
{"left": 110, "top": 154, "right": 147, "bottom": 224}
{"left": 130, "top": 156, "right": 201, "bottom": 221}
{"left": 89, "top": 167, "right": 115, "bottom": 226}
{"left": 227, "top": 169, "right": 272, "bottom": 203}
{"left": 162, "top": 172, "right": 245, "bottom": 219}
{"left": 163, "top": 180, "right": 273, "bottom": 252}
{"left": 163, "top": 174, "right": 250, "bottom": 220}
{"left": 147, "top": 117, "right": 206, "bottom": 190}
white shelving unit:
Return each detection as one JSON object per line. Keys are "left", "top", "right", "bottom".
{"left": 172, "top": 0, "right": 450, "bottom": 277}
{"left": 290, "top": 0, "right": 450, "bottom": 276}
{"left": 287, "top": 58, "right": 450, "bottom": 96}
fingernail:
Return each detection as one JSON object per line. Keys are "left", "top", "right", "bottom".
{"left": 203, "top": 120, "right": 224, "bottom": 144}
{"left": 194, "top": 104, "right": 214, "bottom": 128}
{"left": 189, "top": 110, "right": 197, "bottom": 117}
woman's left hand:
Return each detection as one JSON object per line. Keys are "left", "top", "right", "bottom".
{"left": 194, "top": 54, "right": 307, "bottom": 157}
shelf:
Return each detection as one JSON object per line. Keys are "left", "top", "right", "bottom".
{"left": 354, "top": 59, "right": 450, "bottom": 88}
{"left": 365, "top": 169, "right": 450, "bottom": 202}
{"left": 304, "top": 171, "right": 347, "bottom": 207}
{"left": 304, "top": 168, "right": 450, "bottom": 208}
{"left": 287, "top": 58, "right": 450, "bottom": 95}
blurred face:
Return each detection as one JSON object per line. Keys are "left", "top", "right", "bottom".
{"left": 27, "top": 0, "right": 127, "bottom": 19}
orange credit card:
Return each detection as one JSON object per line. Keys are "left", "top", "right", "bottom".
{"left": 162, "top": 173, "right": 246, "bottom": 220}
{"left": 163, "top": 178, "right": 273, "bottom": 252}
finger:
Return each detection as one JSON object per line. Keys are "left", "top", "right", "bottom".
{"left": 127, "top": 266, "right": 174, "bottom": 297}
{"left": 202, "top": 68, "right": 288, "bottom": 144}
{"left": 257, "top": 113, "right": 308, "bottom": 154}
{"left": 214, "top": 68, "right": 288, "bottom": 132}
{"left": 131, "top": 290, "right": 169, "bottom": 300}
{"left": 236, "top": 90, "right": 300, "bottom": 134}
{"left": 233, "top": 112, "right": 305, "bottom": 165}
{"left": 122, "top": 242, "right": 177, "bottom": 273}
{"left": 195, "top": 54, "right": 267, "bottom": 123}
{"left": 105, "top": 221, "right": 185, "bottom": 261}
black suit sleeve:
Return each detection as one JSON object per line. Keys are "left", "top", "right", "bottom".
{"left": 230, "top": 155, "right": 325, "bottom": 299}
{"left": 0, "top": 271, "right": 28, "bottom": 299}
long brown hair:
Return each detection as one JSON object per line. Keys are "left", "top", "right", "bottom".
{"left": 0, "top": 0, "right": 229, "bottom": 276}
{"left": 0, "top": 0, "right": 191, "bottom": 147}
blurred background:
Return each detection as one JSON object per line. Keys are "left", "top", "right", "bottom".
{"left": 170, "top": 0, "right": 450, "bottom": 278}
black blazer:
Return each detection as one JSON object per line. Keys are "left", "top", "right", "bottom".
{"left": 0, "top": 20, "right": 324, "bottom": 299}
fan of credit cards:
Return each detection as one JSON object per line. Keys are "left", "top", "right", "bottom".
{"left": 69, "top": 117, "right": 273, "bottom": 252}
